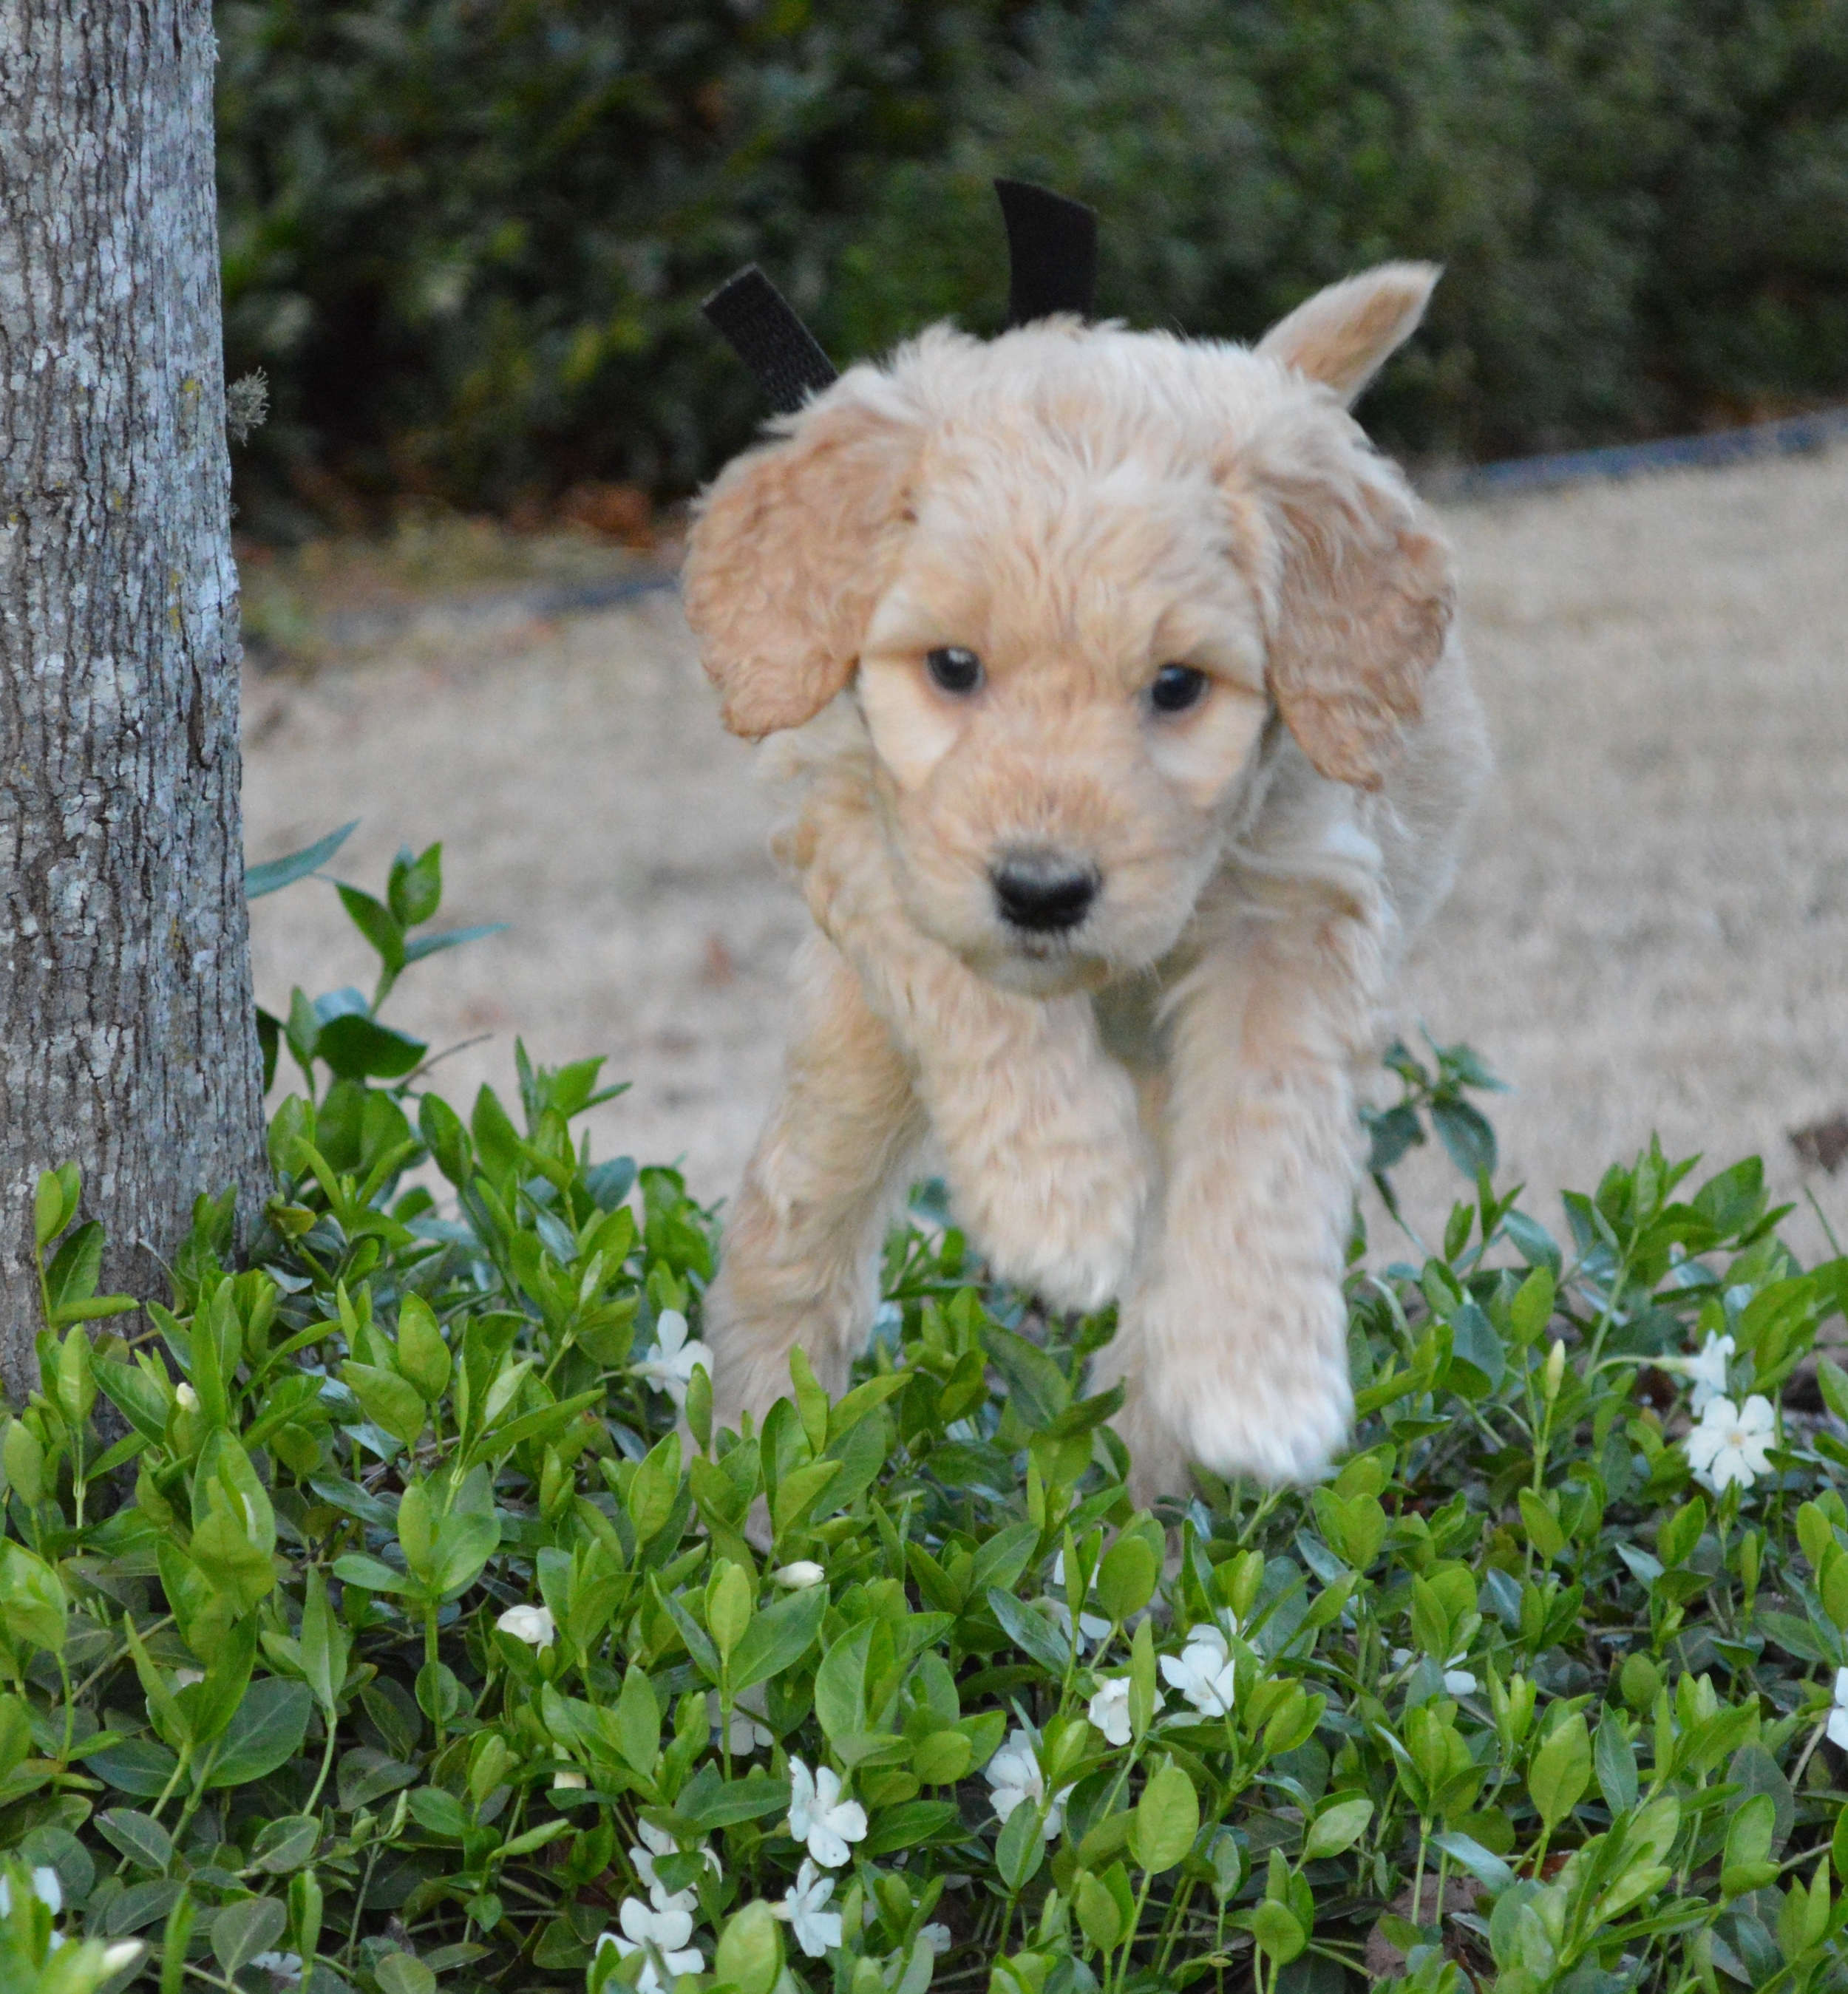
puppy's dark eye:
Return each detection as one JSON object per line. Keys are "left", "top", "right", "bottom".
{"left": 925, "top": 647, "right": 984, "bottom": 695}
{"left": 1149, "top": 664, "right": 1209, "bottom": 714}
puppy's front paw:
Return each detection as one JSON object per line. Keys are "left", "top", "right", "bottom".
{"left": 948, "top": 1070, "right": 1149, "bottom": 1310}
{"left": 1106, "top": 1273, "right": 1353, "bottom": 1502}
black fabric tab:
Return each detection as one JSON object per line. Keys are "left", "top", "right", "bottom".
{"left": 702, "top": 265, "right": 839, "bottom": 415}
{"left": 995, "top": 179, "right": 1098, "bottom": 327}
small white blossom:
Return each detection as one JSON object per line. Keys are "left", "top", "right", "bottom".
{"left": 553, "top": 1767, "right": 588, "bottom": 1790}
{"left": 631, "top": 1310, "right": 712, "bottom": 1409}
{"left": 1087, "top": 1675, "right": 1143, "bottom": 1746}
{"left": 31, "top": 1868, "right": 60, "bottom": 1914}
{"left": 1685, "top": 1394, "right": 1776, "bottom": 1492}
{"left": 1161, "top": 1624, "right": 1238, "bottom": 1717}
{"left": 1047, "top": 1551, "right": 1112, "bottom": 1653}
{"left": 598, "top": 1899, "right": 703, "bottom": 1993}
{"left": 786, "top": 1759, "right": 868, "bottom": 1868}
{"left": 495, "top": 1603, "right": 556, "bottom": 1647}
{"left": 1828, "top": 1668, "right": 1848, "bottom": 1751}
{"left": 920, "top": 1925, "right": 953, "bottom": 1956}
{"left": 173, "top": 1668, "right": 205, "bottom": 1688}
{"left": 174, "top": 1383, "right": 200, "bottom": 1413}
{"left": 774, "top": 1561, "right": 827, "bottom": 1589}
{"left": 103, "top": 1944, "right": 148, "bottom": 1974}
{"left": 249, "top": 1955, "right": 304, "bottom": 1986}
{"left": 985, "top": 1728, "right": 1071, "bottom": 1839}
{"left": 1658, "top": 1332, "right": 1736, "bottom": 1415}
{"left": 708, "top": 1688, "right": 774, "bottom": 1755}
{"left": 775, "top": 1859, "right": 843, "bottom": 1958}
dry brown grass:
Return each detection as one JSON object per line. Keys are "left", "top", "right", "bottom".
{"left": 242, "top": 446, "right": 1848, "bottom": 1258}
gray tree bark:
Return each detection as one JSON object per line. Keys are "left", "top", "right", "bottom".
{"left": 0, "top": 1, "right": 268, "bottom": 1392}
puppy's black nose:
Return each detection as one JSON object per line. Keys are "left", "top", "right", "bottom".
{"left": 991, "top": 852, "right": 1100, "bottom": 933}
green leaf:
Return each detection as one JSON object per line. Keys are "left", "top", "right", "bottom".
{"left": 1129, "top": 1759, "right": 1199, "bottom": 1875}
{"left": 987, "top": 1588, "right": 1075, "bottom": 1673}
{"left": 42, "top": 1219, "right": 104, "bottom": 1315}
{"left": 388, "top": 841, "right": 444, "bottom": 927}
{"left": 1527, "top": 1712, "right": 1591, "bottom": 1831}
{"left": 95, "top": 1808, "right": 174, "bottom": 1873}
{"left": 814, "top": 1624, "right": 873, "bottom": 1745}
{"left": 1247, "top": 1902, "right": 1306, "bottom": 1967}
{"left": 860, "top": 1799, "right": 964, "bottom": 1857}
{"left": 995, "top": 1796, "right": 1046, "bottom": 1890}
{"left": 727, "top": 1578, "right": 827, "bottom": 1694}
{"left": 616, "top": 1665, "right": 661, "bottom": 1778}
{"left": 1302, "top": 1795, "right": 1373, "bottom": 1861}
{"left": 341, "top": 1360, "right": 428, "bottom": 1449}
{"left": 1518, "top": 1488, "right": 1567, "bottom": 1562}
{"left": 1594, "top": 1709, "right": 1639, "bottom": 1816}
{"left": 206, "top": 1678, "right": 313, "bottom": 1788}
{"left": 337, "top": 881, "right": 407, "bottom": 971}
{"left": 332, "top": 1553, "right": 417, "bottom": 1596}
{"left": 402, "top": 922, "right": 509, "bottom": 964}
{"left": 250, "top": 1814, "right": 320, "bottom": 1874}
{"left": 33, "top": 1166, "right": 78, "bottom": 1248}
{"left": 316, "top": 1013, "right": 427, "bottom": 1081}
{"left": 1723, "top": 1793, "right": 1780, "bottom": 1897}
{"left": 212, "top": 1895, "right": 287, "bottom": 1977}
{"left": 246, "top": 820, "right": 358, "bottom": 898}
{"left": 716, "top": 1901, "right": 783, "bottom": 1994}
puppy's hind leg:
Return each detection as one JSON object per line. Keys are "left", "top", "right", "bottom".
{"left": 704, "top": 933, "right": 927, "bottom": 1435}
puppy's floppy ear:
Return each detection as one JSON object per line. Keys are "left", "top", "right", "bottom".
{"left": 1239, "top": 413, "right": 1455, "bottom": 791}
{"left": 683, "top": 384, "right": 917, "bottom": 738}
{"left": 1256, "top": 262, "right": 1439, "bottom": 407}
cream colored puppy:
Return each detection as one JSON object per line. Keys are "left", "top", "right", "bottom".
{"left": 682, "top": 265, "right": 1487, "bottom": 1504}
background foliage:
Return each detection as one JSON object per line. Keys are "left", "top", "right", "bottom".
{"left": 10, "top": 840, "right": 1848, "bottom": 1994}
{"left": 217, "top": 0, "right": 1848, "bottom": 528}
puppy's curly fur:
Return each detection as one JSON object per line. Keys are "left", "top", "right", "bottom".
{"left": 682, "top": 265, "right": 1488, "bottom": 1504}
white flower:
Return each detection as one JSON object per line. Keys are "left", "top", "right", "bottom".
{"left": 1658, "top": 1332, "right": 1736, "bottom": 1415}
{"left": 1685, "top": 1394, "right": 1777, "bottom": 1492}
{"left": 775, "top": 1859, "right": 843, "bottom": 1958}
{"left": 495, "top": 1603, "right": 556, "bottom": 1647}
{"left": 249, "top": 1955, "right": 304, "bottom": 1986}
{"left": 1161, "top": 1624, "right": 1238, "bottom": 1717}
{"left": 1087, "top": 1676, "right": 1141, "bottom": 1746}
{"left": 553, "top": 1767, "right": 588, "bottom": 1790}
{"left": 1828, "top": 1668, "right": 1848, "bottom": 1751}
{"left": 786, "top": 1759, "right": 868, "bottom": 1868}
{"left": 103, "top": 1943, "right": 147, "bottom": 1974}
{"left": 920, "top": 1925, "right": 953, "bottom": 1956}
{"left": 31, "top": 1867, "right": 60, "bottom": 1913}
{"left": 1390, "top": 1648, "right": 1478, "bottom": 1697}
{"left": 173, "top": 1669, "right": 204, "bottom": 1688}
{"left": 598, "top": 1899, "right": 703, "bottom": 1994}
{"left": 174, "top": 1383, "right": 200, "bottom": 1413}
{"left": 985, "top": 1728, "right": 1071, "bottom": 1839}
{"left": 1047, "top": 1552, "right": 1112, "bottom": 1653}
{"left": 708, "top": 1688, "right": 773, "bottom": 1755}
{"left": 774, "top": 1561, "right": 827, "bottom": 1589}
{"left": 631, "top": 1310, "right": 713, "bottom": 1409}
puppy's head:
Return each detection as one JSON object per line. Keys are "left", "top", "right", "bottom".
{"left": 684, "top": 265, "right": 1454, "bottom": 993}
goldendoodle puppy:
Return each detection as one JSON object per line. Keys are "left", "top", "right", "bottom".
{"left": 681, "top": 264, "right": 1488, "bottom": 1503}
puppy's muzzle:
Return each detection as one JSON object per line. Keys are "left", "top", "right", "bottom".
{"left": 990, "top": 851, "right": 1101, "bottom": 933}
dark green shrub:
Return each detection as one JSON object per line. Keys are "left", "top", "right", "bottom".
{"left": 7, "top": 835, "right": 1848, "bottom": 1992}
{"left": 217, "top": 0, "right": 1848, "bottom": 524}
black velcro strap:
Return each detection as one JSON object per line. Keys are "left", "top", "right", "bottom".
{"left": 702, "top": 265, "right": 839, "bottom": 415}
{"left": 995, "top": 179, "right": 1098, "bottom": 327}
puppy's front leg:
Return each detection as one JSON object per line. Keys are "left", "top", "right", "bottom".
{"left": 802, "top": 786, "right": 1149, "bottom": 1312}
{"left": 1096, "top": 894, "right": 1383, "bottom": 1503}
{"left": 704, "top": 933, "right": 926, "bottom": 1429}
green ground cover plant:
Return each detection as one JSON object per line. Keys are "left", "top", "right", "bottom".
{"left": 5, "top": 836, "right": 1848, "bottom": 1994}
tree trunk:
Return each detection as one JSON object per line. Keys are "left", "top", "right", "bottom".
{"left": 0, "top": 1, "right": 268, "bottom": 1392}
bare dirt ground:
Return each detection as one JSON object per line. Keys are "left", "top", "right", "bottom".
{"left": 242, "top": 446, "right": 1848, "bottom": 1261}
